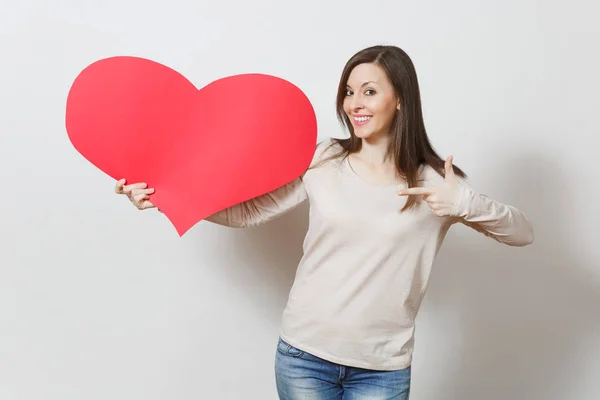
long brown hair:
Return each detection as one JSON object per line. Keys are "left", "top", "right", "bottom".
{"left": 318, "top": 45, "right": 467, "bottom": 211}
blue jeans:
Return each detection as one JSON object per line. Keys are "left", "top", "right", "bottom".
{"left": 275, "top": 337, "right": 411, "bottom": 399}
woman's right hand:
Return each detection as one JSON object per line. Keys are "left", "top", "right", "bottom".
{"left": 115, "top": 179, "right": 156, "bottom": 210}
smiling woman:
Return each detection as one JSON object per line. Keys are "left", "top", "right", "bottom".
{"left": 116, "top": 44, "right": 534, "bottom": 400}
{"left": 323, "top": 45, "right": 469, "bottom": 208}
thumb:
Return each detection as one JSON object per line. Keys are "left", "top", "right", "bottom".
{"left": 444, "top": 155, "right": 456, "bottom": 181}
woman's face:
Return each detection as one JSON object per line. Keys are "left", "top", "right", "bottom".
{"left": 343, "top": 63, "right": 399, "bottom": 141}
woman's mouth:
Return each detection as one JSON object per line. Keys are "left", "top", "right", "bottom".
{"left": 353, "top": 115, "right": 372, "bottom": 126}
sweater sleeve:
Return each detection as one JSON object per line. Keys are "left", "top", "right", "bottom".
{"left": 449, "top": 179, "right": 534, "bottom": 247}
{"left": 204, "top": 178, "right": 307, "bottom": 228}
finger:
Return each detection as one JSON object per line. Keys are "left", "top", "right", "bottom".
{"left": 122, "top": 182, "right": 147, "bottom": 194}
{"left": 133, "top": 192, "right": 149, "bottom": 204}
{"left": 133, "top": 198, "right": 156, "bottom": 210}
{"left": 397, "top": 187, "right": 435, "bottom": 196}
{"left": 130, "top": 188, "right": 155, "bottom": 197}
{"left": 139, "top": 200, "right": 155, "bottom": 210}
{"left": 115, "top": 179, "right": 126, "bottom": 194}
{"left": 445, "top": 155, "right": 455, "bottom": 180}
{"left": 438, "top": 209, "right": 451, "bottom": 217}
{"left": 133, "top": 195, "right": 155, "bottom": 210}
{"left": 427, "top": 195, "right": 440, "bottom": 204}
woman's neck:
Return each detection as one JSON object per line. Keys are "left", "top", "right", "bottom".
{"left": 357, "top": 135, "right": 393, "bottom": 166}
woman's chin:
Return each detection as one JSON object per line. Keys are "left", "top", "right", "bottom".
{"left": 352, "top": 128, "right": 390, "bottom": 142}
{"left": 353, "top": 127, "right": 371, "bottom": 138}
{"left": 355, "top": 130, "right": 376, "bottom": 139}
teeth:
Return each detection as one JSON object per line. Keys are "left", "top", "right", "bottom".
{"left": 354, "top": 116, "right": 371, "bottom": 122}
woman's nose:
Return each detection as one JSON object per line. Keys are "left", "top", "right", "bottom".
{"left": 350, "top": 96, "right": 364, "bottom": 111}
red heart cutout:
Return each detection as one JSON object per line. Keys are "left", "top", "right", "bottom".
{"left": 65, "top": 56, "right": 317, "bottom": 236}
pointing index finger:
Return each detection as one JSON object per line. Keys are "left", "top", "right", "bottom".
{"left": 397, "top": 187, "right": 435, "bottom": 196}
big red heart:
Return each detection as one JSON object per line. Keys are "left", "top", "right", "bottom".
{"left": 65, "top": 56, "right": 317, "bottom": 236}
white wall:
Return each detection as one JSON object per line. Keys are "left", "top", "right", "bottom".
{"left": 1, "top": 0, "right": 599, "bottom": 399}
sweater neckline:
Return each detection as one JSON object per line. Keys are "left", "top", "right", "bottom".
{"left": 343, "top": 156, "right": 407, "bottom": 190}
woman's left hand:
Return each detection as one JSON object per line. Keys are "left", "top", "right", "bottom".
{"left": 397, "top": 155, "right": 460, "bottom": 217}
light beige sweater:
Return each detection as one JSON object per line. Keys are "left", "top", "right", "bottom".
{"left": 206, "top": 137, "right": 534, "bottom": 370}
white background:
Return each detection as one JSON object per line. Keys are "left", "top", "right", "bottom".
{"left": 1, "top": 0, "right": 599, "bottom": 399}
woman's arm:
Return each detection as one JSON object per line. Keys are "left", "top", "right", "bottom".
{"left": 449, "top": 180, "right": 534, "bottom": 247}
{"left": 398, "top": 158, "right": 534, "bottom": 247}
{"left": 204, "top": 178, "right": 307, "bottom": 228}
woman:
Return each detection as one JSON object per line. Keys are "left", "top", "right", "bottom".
{"left": 115, "top": 45, "right": 534, "bottom": 399}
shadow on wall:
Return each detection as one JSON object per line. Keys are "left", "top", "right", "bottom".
{"left": 419, "top": 151, "right": 600, "bottom": 400}
{"left": 207, "top": 201, "right": 311, "bottom": 322}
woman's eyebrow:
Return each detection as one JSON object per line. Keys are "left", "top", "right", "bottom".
{"left": 346, "top": 80, "right": 379, "bottom": 88}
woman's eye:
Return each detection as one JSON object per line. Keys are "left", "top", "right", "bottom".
{"left": 365, "top": 89, "right": 376, "bottom": 95}
{"left": 345, "top": 90, "right": 353, "bottom": 96}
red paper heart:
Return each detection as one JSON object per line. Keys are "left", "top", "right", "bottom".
{"left": 65, "top": 56, "right": 317, "bottom": 236}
